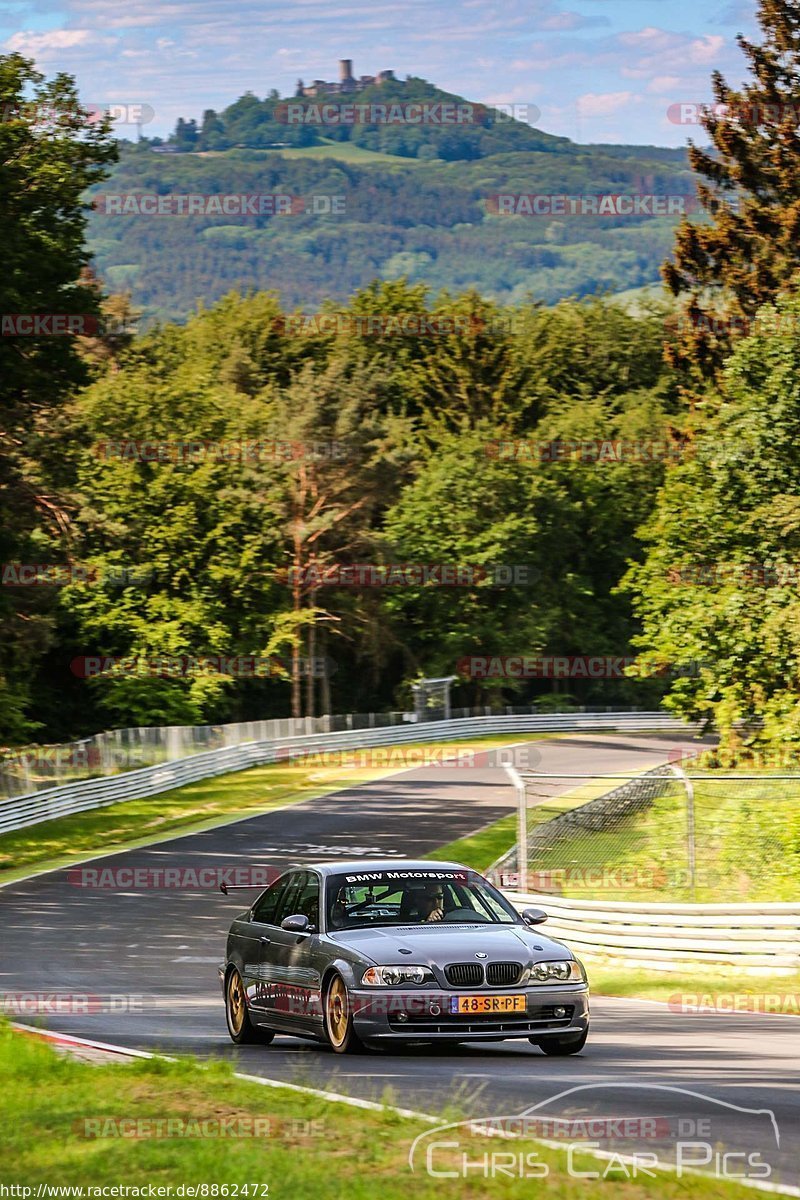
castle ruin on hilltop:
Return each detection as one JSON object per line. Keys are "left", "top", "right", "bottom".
{"left": 296, "top": 60, "right": 398, "bottom": 98}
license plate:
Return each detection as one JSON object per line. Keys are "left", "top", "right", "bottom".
{"left": 449, "top": 994, "right": 526, "bottom": 1014}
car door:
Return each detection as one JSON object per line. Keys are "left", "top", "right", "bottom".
{"left": 240, "top": 871, "right": 297, "bottom": 1022}
{"left": 260, "top": 869, "right": 325, "bottom": 1035}
{"left": 247, "top": 869, "right": 306, "bottom": 1027}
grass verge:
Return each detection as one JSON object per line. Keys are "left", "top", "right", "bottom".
{"left": 0, "top": 1023, "right": 767, "bottom": 1198}
{"left": 427, "top": 774, "right": 617, "bottom": 872}
{"left": 426, "top": 813, "right": 517, "bottom": 871}
{"left": 269, "top": 138, "right": 435, "bottom": 165}
{"left": 0, "top": 734, "right": 539, "bottom": 886}
{"left": 585, "top": 965, "right": 800, "bottom": 1009}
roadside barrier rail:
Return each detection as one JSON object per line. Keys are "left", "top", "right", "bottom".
{"left": 0, "top": 711, "right": 693, "bottom": 835}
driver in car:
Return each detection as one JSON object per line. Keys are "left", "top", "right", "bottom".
{"left": 418, "top": 882, "right": 444, "bottom": 922}
{"left": 330, "top": 887, "right": 349, "bottom": 928}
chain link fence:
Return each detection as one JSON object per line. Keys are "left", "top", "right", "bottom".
{"left": 495, "top": 767, "right": 800, "bottom": 903}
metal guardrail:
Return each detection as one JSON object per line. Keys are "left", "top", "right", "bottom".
{"left": 505, "top": 891, "right": 800, "bottom": 975}
{"left": 0, "top": 711, "right": 693, "bottom": 836}
{"left": 0, "top": 704, "right": 657, "bottom": 800}
{"left": 0, "top": 711, "right": 417, "bottom": 800}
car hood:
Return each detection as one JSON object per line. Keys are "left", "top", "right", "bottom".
{"left": 326, "top": 922, "right": 571, "bottom": 966}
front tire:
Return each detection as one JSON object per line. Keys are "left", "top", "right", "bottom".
{"left": 324, "top": 973, "right": 366, "bottom": 1054}
{"left": 531, "top": 1028, "right": 588, "bottom": 1055}
{"left": 226, "top": 967, "right": 274, "bottom": 1045}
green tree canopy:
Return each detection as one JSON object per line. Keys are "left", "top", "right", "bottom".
{"left": 625, "top": 291, "right": 800, "bottom": 745}
{"left": 0, "top": 53, "right": 115, "bottom": 739}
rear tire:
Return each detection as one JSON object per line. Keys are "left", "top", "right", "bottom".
{"left": 324, "top": 973, "right": 366, "bottom": 1054}
{"left": 225, "top": 967, "right": 275, "bottom": 1045}
{"left": 532, "top": 1028, "right": 588, "bottom": 1056}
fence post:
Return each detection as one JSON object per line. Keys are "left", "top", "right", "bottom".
{"left": 505, "top": 765, "right": 527, "bottom": 886}
{"left": 668, "top": 763, "right": 696, "bottom": 899}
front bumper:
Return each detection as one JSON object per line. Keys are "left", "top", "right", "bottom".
{"left": 350, "top": 984, "right": 589, "bottom": 1041}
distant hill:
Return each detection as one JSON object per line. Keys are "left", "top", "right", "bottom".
{"left": 87, "top": 79, "right": 693, "bottom": 323}
{"left": 162, "top": 76, "right": 574, "bottom": 162}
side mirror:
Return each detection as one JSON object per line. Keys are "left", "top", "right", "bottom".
{"left": 522, "top": 907, "right": 548, "bottom": 926}
{"left": 281, "top": 913, "right": 313, "bottom": 933}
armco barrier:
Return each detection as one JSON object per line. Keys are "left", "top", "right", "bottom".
{"left": 505, "top": 891, "right": 800, "bottom": 975}
{"left": 0, "top": 711, "right": 694, "bottom": 835}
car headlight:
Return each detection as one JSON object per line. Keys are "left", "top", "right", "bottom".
{"left": 525, "top": 960, "right": 586, "bottom": 984}
{"left": 361, "top": 965, "right": 434, "bottom": 986}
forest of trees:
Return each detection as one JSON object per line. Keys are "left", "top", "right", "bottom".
{"left": 87, "top": 138, "right": 692, "bottom": 324}
{"left": 1, "top": 275, "right": 681, "bottom": 737}
{"left": 4, "top": 0, "right": 800, "bottom": 749}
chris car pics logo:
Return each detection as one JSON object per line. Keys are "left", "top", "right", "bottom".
{"left": 408, "top": 1084, "right": 780, "bottom": 1184}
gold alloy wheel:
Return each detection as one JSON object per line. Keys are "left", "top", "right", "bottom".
{"left": 327, "top": 975, "right": 349, "bottom": 1047}
{"left": 227, "top": 970, "right": 246, "bottom": 1035}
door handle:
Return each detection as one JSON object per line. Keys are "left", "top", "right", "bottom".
{"left": 260, "top": 936, "right": 271, "bottom": 946}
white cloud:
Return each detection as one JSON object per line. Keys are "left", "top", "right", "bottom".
{"left": 6, "top": 28, "right": 93, "bottom": 55}
{"left": 647, "top": 75, "right": 681, "bottom": 95}
{"left": 577, "top": 90, "right": 633, "bottom": 117}
{"left": 620, "top": 30, "right": 727, "bottom": 79}
{"left": 688, "top": 35, "right": 725, "bottom": 64}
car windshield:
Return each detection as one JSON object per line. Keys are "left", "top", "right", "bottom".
{"left": 325, "top": 868, "right": 520, "bottom": 931}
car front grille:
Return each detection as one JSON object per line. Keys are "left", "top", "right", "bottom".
{"left": 445, "top": 962, "right": 484, "bottom": 987}
{"left": 486, "top": 961, "right": 523, "bottom": 986}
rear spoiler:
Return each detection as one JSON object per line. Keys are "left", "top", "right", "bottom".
{"left": 219, "top": 864, "right": 304, "bottom": 896}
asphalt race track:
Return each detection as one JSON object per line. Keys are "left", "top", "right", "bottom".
{"left": 2, "top": 733, "right": 798, "bottom": 1192}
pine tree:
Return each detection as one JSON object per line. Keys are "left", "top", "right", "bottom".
{"left": 664, "top": 0, "right": 800, "bottom": 387}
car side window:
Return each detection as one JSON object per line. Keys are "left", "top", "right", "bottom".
{"left": 252, "top": 874, "right": 292, "bottom": 925}
{"left": 294, "top": 871, "right": 320, "bottom": 927}
{"left": 272, "top": 872, "right": 305, "bottom": 927}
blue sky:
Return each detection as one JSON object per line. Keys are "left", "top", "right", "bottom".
{"left": 1, "top": 0, "right": 758, "bottom": 145}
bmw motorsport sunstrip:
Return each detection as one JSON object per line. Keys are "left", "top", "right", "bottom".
{"left": 219, "top": 859, "right": 589, "bottom": 1054}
